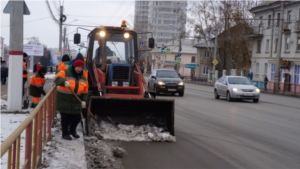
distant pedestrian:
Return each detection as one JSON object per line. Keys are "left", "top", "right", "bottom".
{"left": 33, "top": 64, "right": 37, "bottom": 73}
{"left": 36, "top": 62, "right": 42, "bottom": 72}
{"left": 29, "top": 67, "right": 47, "bottom": 108}
{"left": 248, "top": 70, "right": 253, "bottom": 80}
{"left": 264, "top": 75, "right": 269, "bottom": 91}
{"left": 140, "top": 65, "right": 144, "bottom": 74}
{"left": 22, "top": 53, "right": 28, "bottom": 97}
{"left": 191, "top": 72, "right": 194, "bottom": 81}
{"left": 1, "top": 61, "right": 8, "bottom": 85}
{"left": 50, "top": 65, "right": 53, "bottom": 74}
{"left": 54, "top": 59, "right": 88, "bottom": 140}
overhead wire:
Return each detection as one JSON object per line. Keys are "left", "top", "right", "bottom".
{"left": 45, "top": 0, "right": 59, "bottom": 24}
{"left": 111, "top": 1, "right": 135, "bottom": 26}
{"left": 1, "top": 17, "right": 54, "bottom": 27}
{"left": 107, "top": 0, "right": 126, "bottom": 25}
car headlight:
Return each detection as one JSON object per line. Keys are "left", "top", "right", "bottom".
{"left": 157, "top": 81, "right": 165, "bottom": 85}
{"left": 232, "top": 88, "right": 240, "bottom": 92}
{"left": 112, "top": 81, "right": 118, "bottom": 86}
{"left": 178, "top": 82, "right": 184, "bottom": 86}
{"left": 255, "top": 88, "right": 260, "bottom": 93}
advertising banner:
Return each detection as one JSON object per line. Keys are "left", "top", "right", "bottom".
{"left": 23, "top": 44, "right": 44, "bottom": 56}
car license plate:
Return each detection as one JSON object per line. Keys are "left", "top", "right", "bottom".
{"left": 168, "top": 89, "right": 176, "bottom": 91}
{"left": 244, "top": 93, "right": 253, "bottom": 96}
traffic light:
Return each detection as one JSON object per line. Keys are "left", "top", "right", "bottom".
{"left": 161, "top": 47, "right": 165, "bottom": 54}
{"left": 78, "top": 48, "right": 81, "bottom": 53}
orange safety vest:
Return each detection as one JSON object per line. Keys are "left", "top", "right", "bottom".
{"left": 23, "top": 61, "right": 28, "bottom": 78}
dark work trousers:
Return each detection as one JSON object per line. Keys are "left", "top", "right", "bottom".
{"left": 22, "top": 78, "right": 27, "bottom": 97}
{"left": 1, "top": 76, "right": 6, "bottom": 85}
{"left": 60, "top": 112, "right": 81, "bottom": 136}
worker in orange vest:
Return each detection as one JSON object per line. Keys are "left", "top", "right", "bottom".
{"left": 22, "top": 53, "right": 28, "bottom": 97}
{"left": 56, "top": 54, "right": 71, "bottom": 73}
{"left": 72, "top": 53, "right": 88, "bottom": 86}
{"left": 29, "top": 67, "right": 47, "bottom": 108}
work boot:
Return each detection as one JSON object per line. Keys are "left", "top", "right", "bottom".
{"left": 62, "top": 135, "right": 72, "bottom": 140}
{"left": 71, "top": 132, "right": 80, "bottom": 138}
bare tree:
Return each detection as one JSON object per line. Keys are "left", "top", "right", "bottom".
{"left": 189, "top": 0, "right": 261, "bottom": 74}
{"left": 27, "top": 37, "right": 41, "bottom": 45}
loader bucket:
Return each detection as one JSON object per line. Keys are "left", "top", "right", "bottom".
{"left": 88, "top": 96, "right": 175, "bottom": 136}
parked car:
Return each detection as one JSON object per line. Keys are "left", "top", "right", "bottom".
{"left": 148, "top": 69, "right": 185, "bottom": 97}
{"left": 214, "top": 76, "right": 260, "bottom": 103}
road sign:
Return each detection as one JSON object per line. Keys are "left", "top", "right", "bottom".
{"left": 139, "top": 41, "right": 144, "bottom": 45}
{"left": 3, "top": 1, "right": 31, "bottom": 15}
{"left": 177, "top": 53, "right": 181, "bottom": 57}
{"left": 176, "top": 57, "right": 181, "bottom": 63}
{"left": 185, "top": 64, "right": 197, "bottom": 68}
{"left": 212, "top": 59, "right": 219, "bottom": 66}
{"left": 165, "top": 47, "right": 171, "bottom": 53}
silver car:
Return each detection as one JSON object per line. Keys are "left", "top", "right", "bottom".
{"left": 214, "top": 76, "right": 260, "bottom": 103}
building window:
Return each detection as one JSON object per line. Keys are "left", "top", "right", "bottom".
{"left": 264, "top": 63, "right": 268, "bottom": 75}
{"left": 257, "top": 40, "right": 261, "bottom": 53}
{"left": 268, "top": 15, "right": 271, "bottom": 28}
{"left": 256, "top": 63, "right": 259, "bottom": 74}
{"left": 204, "top": 49, "right": 209, "bottom": 58}
{"left": 277, "top": 13, "right": 281, "bottom": 26}
{"left": 191, "top": 56, "right": 195, "bottom": 63}
{"left": 285, "top": 38, "right": 290, "bottom": 51}
{"left": 287, "top": 11, "right": 292, "bottom": 23}
{"left": 297, "top": 37, "right": 300, "bottom": 51}
{"left": 203, "top": 66, "right": 208, "bottom": 75}
{"left": 266, "top": 39, "right": 269, "bottom": 52}
{"left": 271, "top": 64, "right": 275, "bottom": 81}
{"left": 274, "top": 38, "right": 278, "bottom": 53}
{"left": 294, "top": 65, "right": 300, "bottom": 84}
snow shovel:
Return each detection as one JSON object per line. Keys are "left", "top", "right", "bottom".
{"left": 68, "top": 87, "right": 86, "bottom": 135}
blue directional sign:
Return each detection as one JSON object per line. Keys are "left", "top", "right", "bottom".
{"left": 140, "top": 41, "right": 144, "bottom": 45}
{"left": 177, "top": 53, "right": 181, "bottom": 57}
{"left": 185, "top": 64, "right": 197, "bottom": 68}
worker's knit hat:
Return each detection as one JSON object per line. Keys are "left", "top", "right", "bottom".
{"left": 73, "top": 60, "right": 84, "bottom": 68}
{"left": 76, "top": 53, "right": 84, "bottom": 61}
{"left": 62, "top": 54, "right": 70, "bottom": 62}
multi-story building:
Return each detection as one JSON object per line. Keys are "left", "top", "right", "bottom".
{"left": 193, "top": 40, "right": 214, "bottom": 79}
{"left": 248, "top": 1, "right": 300, "bottom": 86}
{"left": 150, "top": 39, "right": 197, "bottom": 76}
{"left": 134, "top": 0, "right": 187, "bottom": 46}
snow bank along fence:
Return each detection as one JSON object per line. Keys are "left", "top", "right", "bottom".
{"left": 0, "top": 86, "right": 57, "bottom": 169}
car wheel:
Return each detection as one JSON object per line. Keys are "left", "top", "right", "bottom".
{"left": 214, "top": 89, "right": 220, "bottom": 99}
{"left": 226, "top": 91, "right": 232, "bottom": 102}
{"left": 179, "top": 91, "right": 184, "bottom": 97}
{"left": 253, "top": 99, "right": 259, "bottom": 103}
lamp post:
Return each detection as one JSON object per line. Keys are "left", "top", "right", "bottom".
{"left": 170, "top": 24, "right": 182, "bottom": 73}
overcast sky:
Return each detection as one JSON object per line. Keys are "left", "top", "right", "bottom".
{"left": 1, "top": 0, "right": 135, "bottom": 49}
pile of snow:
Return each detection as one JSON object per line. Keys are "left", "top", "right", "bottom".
{"left": 91, "top": 121, "right": 176, "bottom": 142}
{"left": 45, "top": 74, "right": 55, "bottom": 80}
{"left": 1, "top": 99, "right": 33, "bottom": 112}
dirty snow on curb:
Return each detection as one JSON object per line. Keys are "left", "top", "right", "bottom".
{"left": 92, "top": 121, "right": 176, "bottom": 142}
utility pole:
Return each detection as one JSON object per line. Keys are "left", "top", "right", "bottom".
{"left": 59, "top": 6, "right": 63, "bottom": 57}
{"left": 63, "top": 27, "right": 66, "bottom": 54}
{"left": 177, "top": 35, "right": 182, "bottom": 73}
{"left": 7, "top": 0, "right": 24, "bottom": 111}
{"left": 270, "top": 9, "right": 275, "bottom": 59}
{"left": 212, "top": 36, "right": 218, "bottom": 83}
{"left": 274, "top": 1, "right": 284, "bottom": 94}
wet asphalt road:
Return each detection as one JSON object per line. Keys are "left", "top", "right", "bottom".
{"left": 112, "top": 83, "right": 300, "bottom": 169}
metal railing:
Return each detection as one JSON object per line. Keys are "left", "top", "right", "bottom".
{"left": 1, "top": 85, "right": 57, "bottom": 169}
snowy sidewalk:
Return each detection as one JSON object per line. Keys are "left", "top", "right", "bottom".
{"left": 42, "top": 119, "right": 87, "bottom": 169}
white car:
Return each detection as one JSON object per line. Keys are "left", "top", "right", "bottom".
{"left": 214, "top": 76, "right": 260, "bottom": 103}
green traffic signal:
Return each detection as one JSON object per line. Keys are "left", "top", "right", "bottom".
{"left": 161, "top": 48, "right": 165, "bottom": 54}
